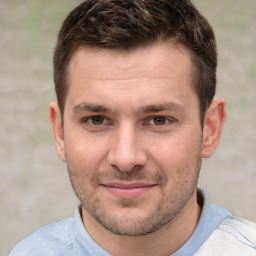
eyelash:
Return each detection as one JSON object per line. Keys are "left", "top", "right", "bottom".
{"left": 82, "top": 116, "right": 111, "bottom": 126}
{"left": 147, "top": 116, "right": 171, "bottom": 126}
{"left": 82, "top": 115, "right": 175, "bottom": 127}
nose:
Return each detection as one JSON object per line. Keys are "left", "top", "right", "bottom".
{"left": 107, "top": 123, "right": 147, "bottom": 172}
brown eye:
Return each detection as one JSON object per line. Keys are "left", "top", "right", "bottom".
{"left": 91, "top": 116, "right": 105, "bottom": 125}
{"left": 153, "top": 116, "right": 167, "bottom": 125}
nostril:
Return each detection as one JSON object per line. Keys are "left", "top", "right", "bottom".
{"left": 107, "top": 149, "right": 147, "bottom": 173}
{"left": 111, "top": 164, "right": 144, "bottom": 173}
{"left": 108, "top": 165, "right": 147, "bottom": 181}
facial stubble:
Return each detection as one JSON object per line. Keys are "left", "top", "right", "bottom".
{"left": 66, "top": 150, "right": 202, "bottom": 237}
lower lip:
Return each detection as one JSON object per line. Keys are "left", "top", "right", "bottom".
{"left": 103, "top": 185, "right": 155, "bottom": 199}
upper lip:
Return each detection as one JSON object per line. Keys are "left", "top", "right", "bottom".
{"left": 102, "top": 181, "right": 156, "bottom": 189}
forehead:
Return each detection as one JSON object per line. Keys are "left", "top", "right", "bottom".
{"left": 68, "top": 42, "right": 192, "bottom": 83}
{"left": 65, "top": 42, "right": 197, "bottom": 112}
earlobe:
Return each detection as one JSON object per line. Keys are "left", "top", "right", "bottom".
{"left": 49, "top": 102, "right": 67, "bottom": 162}
{"left": 202, "top": 98, "right": 226, "bottom": 158}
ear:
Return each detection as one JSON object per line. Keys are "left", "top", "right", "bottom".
{"left": 202, "top": 98, "right": 226, "bottom": 158}
{"left": 49, "top": 102, "right": 66, "bottom": 162}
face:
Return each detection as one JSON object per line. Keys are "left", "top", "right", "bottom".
{"left": 57, "top": 43, "right": 204, "bottom": 236}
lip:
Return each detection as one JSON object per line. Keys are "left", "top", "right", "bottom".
{"left": 101, "top": 181, "right": 156, "bottom": 199}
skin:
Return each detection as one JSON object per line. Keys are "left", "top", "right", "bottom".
{"left": 49, "top": 42, "right": 226, "bottom": 256}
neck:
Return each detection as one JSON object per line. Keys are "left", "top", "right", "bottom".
{"left": 82, "top": 190, "right": 201, "bottom": 256}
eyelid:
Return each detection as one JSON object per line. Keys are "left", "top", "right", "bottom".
{"left": 82, "top": 115, "right": 111, "bottom": 126}
{"left": 146, "top": 115, "right": 176, "bottom": 125}
{"left": 81, "top": 114, "right": 176, "bottom": 128}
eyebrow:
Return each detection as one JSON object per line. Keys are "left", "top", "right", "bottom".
{"left": 72, "top": 102, "right": 186, "bottom": 115}
{"left": 138, "top": 102, "right": 186, "bottom": 114}
{"left": 73, "top": 103, "right": 112, "bottom": 113}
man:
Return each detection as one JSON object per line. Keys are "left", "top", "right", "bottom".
{"left": 10, "top": 0, "right": 256, "bottom": 255}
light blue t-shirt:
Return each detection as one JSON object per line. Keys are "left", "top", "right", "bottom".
{"left": 9, "top": 190, "right": 231, "bottom": 256}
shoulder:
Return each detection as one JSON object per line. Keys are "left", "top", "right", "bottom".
{"left": 220, "top": 215, "right": 256, "bottom": 244}
{"left": 195, "top": 215, "right": 256, "bottom": 256}
{"left": 9, "top": 218, "right": 74, "bottom": 256}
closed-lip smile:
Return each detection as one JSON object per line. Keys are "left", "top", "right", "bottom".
{"left": 101, "top": 181, "right": 156, "bottom": 199}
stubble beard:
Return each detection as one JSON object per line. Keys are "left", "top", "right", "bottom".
{"left": 66, "top": 152, "right": 202, "bottom": 237}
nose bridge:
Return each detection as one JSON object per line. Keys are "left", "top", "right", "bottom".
{"left": 107, "top": 121, "right": 146, "bottom": 171}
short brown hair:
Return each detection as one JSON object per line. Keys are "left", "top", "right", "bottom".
{"left": 54, "top": 0, "right": 217, "bottom": 125}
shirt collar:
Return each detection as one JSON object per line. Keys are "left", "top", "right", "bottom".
{"left": 172, "top": 188, "right": 231, "bottom": 256}
{"left": 70, "top": 189, "right": 231, "bottom": 255}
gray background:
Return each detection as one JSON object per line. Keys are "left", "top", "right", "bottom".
{"left": 1, "top": 0, "right": 255, "bottom": 255}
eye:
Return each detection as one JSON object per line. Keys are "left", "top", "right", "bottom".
{"left": 81, "top": 115, "right": 112, "bottom": 132}
{"left": 90, "top": 116, "right": 105, "bottom": 125}
{"left": 83, "top": 116, "right": 108, "bottom": 126}
{"left": 150, "top": 116, "right": 168, "bottom": 125}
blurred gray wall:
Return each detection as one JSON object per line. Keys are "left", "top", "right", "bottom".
{"left": 1, "top": 0, "right": 255, "bottom": 254}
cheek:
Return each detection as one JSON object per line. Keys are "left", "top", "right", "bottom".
{"left": 147, "top": 131, "right": 202, "bottom": 173}
{"left": 65, "top": 132, "right": 109, "bottom": 173}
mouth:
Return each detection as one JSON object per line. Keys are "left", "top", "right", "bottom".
{"left": 101, "top": 181, "right": 157, "bottom": 199}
